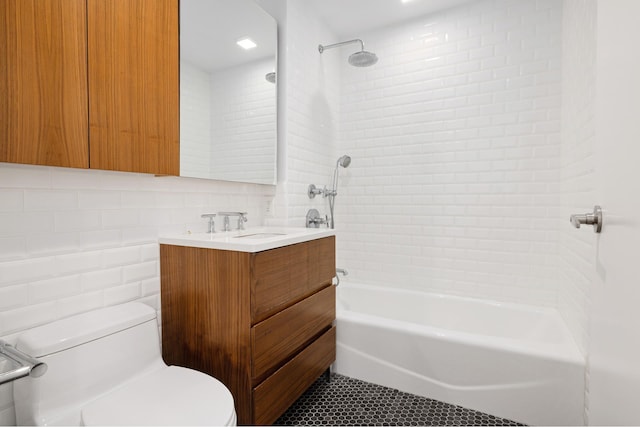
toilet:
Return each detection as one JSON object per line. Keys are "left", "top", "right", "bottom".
{"left": 12, "top": 302, "right": 236, "bottom": 426}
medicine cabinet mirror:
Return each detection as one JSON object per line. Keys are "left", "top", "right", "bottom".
{"left": 180, "top": 0, "right": 277, "bottom": 185}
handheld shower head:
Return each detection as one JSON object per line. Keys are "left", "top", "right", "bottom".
{"left": 329, "top": 154, "right": 352, "bottom": 229}
{"left": 337, "top": 155, "right": 351, "bottom": 168}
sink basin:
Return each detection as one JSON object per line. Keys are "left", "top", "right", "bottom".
{"left": 159, "top": 227, "right": 335, "bottom": 253}
{"left": 233, "top": 233, "right": 287, "bottom": 239}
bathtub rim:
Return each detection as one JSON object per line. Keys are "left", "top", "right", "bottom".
{"left": 336, "top": 282, "right": 585, "bottom": 367}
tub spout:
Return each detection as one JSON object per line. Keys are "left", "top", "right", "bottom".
{"left": 334, "top": 268, "right": 348, "bottom": 286}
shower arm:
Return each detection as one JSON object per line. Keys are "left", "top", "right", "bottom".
{"left": 319, "top": 39, "right": 364, "bottom": 53}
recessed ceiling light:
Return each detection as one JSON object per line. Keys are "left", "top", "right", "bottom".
{"left": 236, "top": 38, "right": 257, "bottom": 50}
{"left": 401, "top": 0, "right": 415, "bottom": 3}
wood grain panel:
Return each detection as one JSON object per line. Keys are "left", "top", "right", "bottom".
{"left": 0, "top": 0, "right": 88, "bottom": 168}
{"left": 87, "top": 0, "right": 179, "bottom": 175}
{"left": 253, "top": 327, "right": 336, "bottom": 425}
{"left": 161, "top": 239, "right": 336, "bottom": 425}
{"left": 252, "top": 285, "right": 335, "bottom": 384}
{"left": 308, "top": 236, "right": 337, "bottom": 290}
{"left": 160, "top": 244, "right": 253, "bottom": 424}
{"left": 251, "top": 236, "right": 335, "bottom": 323}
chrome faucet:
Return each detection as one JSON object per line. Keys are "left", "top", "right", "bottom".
{"left": 218, "top": 212, "right": 248, "bottom": 231}
{"left": 569, "top": 205, "right": 602, "bottom": 233}
{"left": 334, "top": 268, "right": 349, "bottom": 286}
{"left": 201, "top": 214, "right": 216, "bottom": 233}
{"left": 306, "top": 209, "right": 328, "bottom": 228}
{"left": 237, "top": 213, "right": 248, "bottom": 230}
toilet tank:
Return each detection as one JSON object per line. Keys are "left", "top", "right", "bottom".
{"left": 13, "top": 303, "right": 165, "bottom": 426}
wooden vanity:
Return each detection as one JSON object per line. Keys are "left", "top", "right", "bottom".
{"left": 160, "top": 232, "right": 336, "bottom": 425}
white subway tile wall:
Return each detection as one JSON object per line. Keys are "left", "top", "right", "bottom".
{"left": 271, "top": 0, "right": 342, "bottom": 226}
{"left": 209, "top": 58, "right": 277, "bottom": 184}
{"left": 0, "top": 162, "right": 274, "bottom": 424}
{"left": 559, "top": 0, "right": 597, "bottom": 357}
{"left": 180, "top": 61, "right": 213, "bottom": 179}
{"left": 182, "top": 57, "right": 277, "bottom": 185}
{"left": 0, "top": 164, "right": 273, "bottom": 337}
{"left": 560, "top": 0, "right": 597, "bottom": 421}
{"left": 336, "top": 0, "right": 563, "bottom": 306}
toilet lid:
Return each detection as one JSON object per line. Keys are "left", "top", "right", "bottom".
{"left": 81, "top": 366, "right": 236, "bottom": 426}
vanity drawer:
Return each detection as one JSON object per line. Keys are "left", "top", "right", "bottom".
{"left": 252, "top": 285, "right": 335, "bottom": 383}
{"left": 253, "top": 326, "right": 336, "bottom": 425}
{"left": 251, "top": 236, "right": 335, "bottom": 323}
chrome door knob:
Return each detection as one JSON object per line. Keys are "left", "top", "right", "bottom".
{"left": 570, "top": 205, "right": 602, "bottom": 233}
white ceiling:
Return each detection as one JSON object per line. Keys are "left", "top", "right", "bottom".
{"left": 307, "top": 0, "right": 478, "bottom": 38}
{"left": 180, "top": 0, "right": 277, "bottom": 72}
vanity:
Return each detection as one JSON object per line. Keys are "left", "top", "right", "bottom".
{"left": 159, "top": 229, "right": 336, "bottom": 425}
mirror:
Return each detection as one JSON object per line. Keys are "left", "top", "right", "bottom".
{"left": 180, "top": 0, "right": 277, "bottom": 185}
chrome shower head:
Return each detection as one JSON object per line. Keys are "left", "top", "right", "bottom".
{"left": 349, "top": 51, "right": 378, "bottom": 67}
{"left": 319, "top": 39, "right": 378, "bottom": 68}
{"left": 265, "top": 72, "right": 276, "bottom": 84}
{"left": 337, "top": 155, "right": 351, "bottom": 168}
{"left": 331, "top": 154, "right": 351, "bottom": 195}
{"left": 329, "top": 155, "right": 352, "bottom": 229}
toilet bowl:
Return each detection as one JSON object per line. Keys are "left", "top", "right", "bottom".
{"left": 12, "top": 302, "right": 236, "bottom": 426}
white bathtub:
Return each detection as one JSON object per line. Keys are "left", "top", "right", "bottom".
{"left": 333, "top": 283, "right": 585, "bottom": 426}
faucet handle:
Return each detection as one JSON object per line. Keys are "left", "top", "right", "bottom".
{"left": 217, "top": 212, "right": 248, "bottom": 231}
{"left": 201, "top": 213, "right": 216, "bottom": 233}
{"left": 238, "top": 212, "right": 248, "bottom": 230}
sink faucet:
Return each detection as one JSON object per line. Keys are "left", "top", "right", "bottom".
{"left": 201, "top": 214, "right": 216, "bottom": 233}
{"left": 218, "top": 212, "right": 248, "bottom": 231}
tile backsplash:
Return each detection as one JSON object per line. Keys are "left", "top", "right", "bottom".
{"left": 0, "top": 163, "right": 274, "bottom": 340}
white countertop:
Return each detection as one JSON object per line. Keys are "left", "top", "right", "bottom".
{"left": 158, "top": 227, "right": 335, "bottom": 253}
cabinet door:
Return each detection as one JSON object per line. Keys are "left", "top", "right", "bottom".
{"left": 87, "top": 0, "right": 179, "bottom": 175}
{"left": 0, "top": 0, "right": 89, "bottom": 168}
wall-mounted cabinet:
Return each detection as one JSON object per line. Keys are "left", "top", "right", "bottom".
{"left": 0, "top": 0, "right": 179, "bottom": 175}
{"left": 179, "top": 0, "right": 277, "bottom": 185}
{"left": 1, "top": 0, "right": 89, "bottom": 168}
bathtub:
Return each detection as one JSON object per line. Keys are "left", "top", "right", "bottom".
{"left": 333, "top": 283, "right": 585, "bottom": 426}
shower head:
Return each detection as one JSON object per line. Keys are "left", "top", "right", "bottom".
{"left": 265, "top": 72, "right": 276, "bottom": 84}
{"left": 331, "top": 154, "right": 351, "bottom": 193}
{"left": 337, "top": 155, "right": 351, "bottom": 168}
{"left": 349, "top": 51, "right": 378, "bottom": 67}
{"left": 318, "top": 39, "right": 378, "bottom": 67}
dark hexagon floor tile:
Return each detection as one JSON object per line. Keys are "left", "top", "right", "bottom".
{"left": 275, "top": 374, "right": 524, "bottom": 426}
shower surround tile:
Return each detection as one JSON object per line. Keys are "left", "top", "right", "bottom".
{"left": 277, "top": 374, "right": 523, "bottom": 426}
{"left": 336, "top": 0, "right": 563, "bottom": 308}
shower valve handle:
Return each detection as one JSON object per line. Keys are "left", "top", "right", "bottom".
{"left": 308, "top": 184, "right": 324, "bottom": 199}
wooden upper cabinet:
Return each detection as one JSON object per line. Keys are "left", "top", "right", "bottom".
{"left": 1, "top": 0, "right": 179, "bottom": 175}
{"left": 87, "top": 0, "right": 179, "bottom": 175}
{"left": 0, "top": 0, "right": 89, "bottom": 168}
